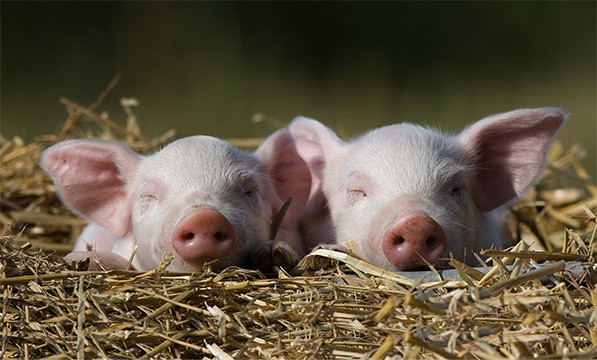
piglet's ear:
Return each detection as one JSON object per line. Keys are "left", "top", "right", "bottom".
{"left": 255, "top": 128, "right": 313, "bottom": 227}
{"left": 41, "top": 139, "right": 140, "bottom": 236}
{"left": 288, "top": 116, "right": 343, "bottom": 195}
{"left": 458, "top": 108, "right": 567, "bottom": 211}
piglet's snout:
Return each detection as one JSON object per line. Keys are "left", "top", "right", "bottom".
{"left": 382, "top": 212, "right": 447, "bottom": 269}
{"left": 172, "top": 208, "right": 236, "bottom": 263}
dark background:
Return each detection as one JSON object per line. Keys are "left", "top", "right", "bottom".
{"left": 2, "top": 2, "right": 595, "bottom": 175}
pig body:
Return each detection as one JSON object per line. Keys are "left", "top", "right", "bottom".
{"left": 290, "top": 108, "right": 566, "bottom": 270}
{"left": 42, "top": 131, "right": 312, "bottom": 272}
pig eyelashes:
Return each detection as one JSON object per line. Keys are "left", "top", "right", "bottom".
{"left": 443, "top": 173, "right": 468, "bottom": 199}
{"left": 449, "top": 186, "right": 463, "bottom": 198}
{"left": 345, "top": 189, "right": 367, "bottom": 206}
{"left": 238, "top": 182, "right": 259, "bottom": 198}
{"left": 139, "top": 194, "right": 158, "bottom": 213}
{"left": 347, "top": 188, "right": 367, "bottom": 198}
{"left": 138, "top": 179, "right": 166, "bottom": 213}
{"left": 236, "top": 174, "right": 261, "bottom": 198}
{"left": 345, "top": 172, "right": 372, "bottom": 200}
{"left": 242, "top": 189, "right": 258, "bottom": 199}
{"left": 445, "top": 184, "right": 469, "bottom": 210}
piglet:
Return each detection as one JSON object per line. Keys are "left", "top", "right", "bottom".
{"left": 41, "top": 130, "right": 312, "bottom": 272}
{"left": 290, "top": 108, "right": 566, "bottom": 270}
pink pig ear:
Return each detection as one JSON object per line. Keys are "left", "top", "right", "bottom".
{"left": 40, "top": 140, "right": 140, "bottom": 236}
{"left": 255, "top": 128, "right": 313, "bottom": 227}
{"left": 288, "top": 116, "right": 344, "bottom": 194}
{"left": 458, "top": 108, "right": 567, "bottom": 211}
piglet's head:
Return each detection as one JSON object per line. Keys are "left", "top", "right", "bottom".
{"left": 290, "top": 108, "right": 566, "bottom": 271}
{"left": 41, "top": 132, "right": 311, "bottom": 272}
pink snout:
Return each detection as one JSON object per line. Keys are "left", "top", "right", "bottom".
{"left": 171, "top": 208, "right": 236, "bottom": 264}
{"left": 382, "top": 212, "right": 447, "bottom": 270}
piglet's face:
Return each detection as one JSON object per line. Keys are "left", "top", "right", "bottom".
{"left": 130, "top": 137, "right": 275, "bottom": 271}
{"left": 321, "top": 125, "right": 481, "bottom": 270}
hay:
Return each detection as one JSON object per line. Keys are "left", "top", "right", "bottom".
{"left": 0, "top": 95, "right": 176, "bottom": 256}
{"left": 1, "top": 97, "right": 596, "bottom": 359}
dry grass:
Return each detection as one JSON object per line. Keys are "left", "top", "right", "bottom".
{"left": 1, "top": 96, "right": 596, "bottom": 359}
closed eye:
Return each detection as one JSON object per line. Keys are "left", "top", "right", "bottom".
{"left": 240, "top": 181, "right": 259, "bottom": 198}
{"left": 236, "top": 174, "right": 259, "bottom": 198}
{"left": 243, "top": 189, "right": 257, "bottom": 197}
{"left": 139, "top": 194, "right": 158, "bottom": 213}
{"left": 446, "top": 175, "right": 467, "bottom": 198}
{"left": 347, "top": 189, "right": 367, "bottom": 197}
{"left": 345, "top": 171, "right": 372, "bottom": 201}
{"left": 138, "top": 178, "right": 166, "bottom": 203}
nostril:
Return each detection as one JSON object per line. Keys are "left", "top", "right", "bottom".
{"left": 180, "top": 231, "right": 195, "bottom": 241}
{"left": 426, "top": 236, "right": 438, "bottom": 249}
{"left": 394, "top": 236, "right": 405, "bottom": 246}
{"left": 213, "top": 231, "right": 227, "bottom": 242}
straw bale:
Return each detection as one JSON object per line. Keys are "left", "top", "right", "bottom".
{"left": 1, "top": 96, "right": 596, "bottom": 359}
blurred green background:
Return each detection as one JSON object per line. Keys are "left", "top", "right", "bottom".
{"left": 2, "top": 2, "right": 595, "bottom": 176}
